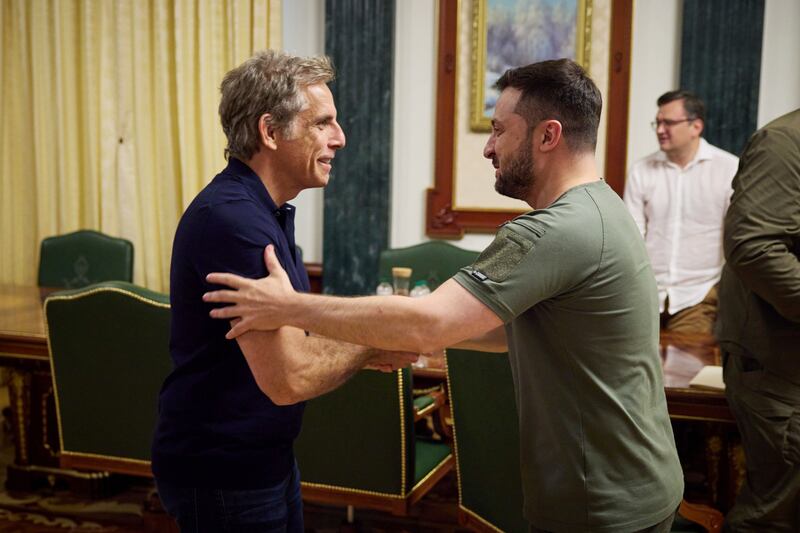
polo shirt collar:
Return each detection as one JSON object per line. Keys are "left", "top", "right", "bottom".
{"left": 223, "top": 157, "right": 296, "bottom": 219}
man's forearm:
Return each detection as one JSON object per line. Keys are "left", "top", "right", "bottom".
{"left": 285, "top": 292, "right": 444, "bottom": 353}
{"left": 291, "top": 336, "right": 376, "bottom": 401}
{"left": 239, "top": 328, "right": 381, "bottom": 405}
{"left": 725, "top": 236, "right": 800, "bottom": 322}
{"left": 208, "top": 263, "right": 504, "bottom": 354}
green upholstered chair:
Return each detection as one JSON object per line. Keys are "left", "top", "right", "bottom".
{"left": 294, "top": 367, "right": 454, "bottom": 516}
{"left": 44, "top": 281, "right": 172, "bottom": 476}
{"left": 446, "top": 349, "right": 724, "bottom": 533}
{"left": 378, "top": 240, "right": 480, "bottom": 290}
{"left": 294, "top": 241, "right": 478, "bottom": 516}
{"left": 446, "top": 348, "right": 528, "bottom": 532}
{"left": 38, "top": 229, "right": 134, "bottom": 289}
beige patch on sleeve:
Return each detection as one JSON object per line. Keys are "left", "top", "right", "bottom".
{"left": 471, "top": 226, "right": 534, "bottom": 282}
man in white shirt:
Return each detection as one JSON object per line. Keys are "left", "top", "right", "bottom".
{"left": 624, "top": 91, "right": 738, "bottom": 334}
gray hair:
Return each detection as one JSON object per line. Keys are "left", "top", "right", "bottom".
{"left": 219, "top": 50, "right": 335, "bottom": 161}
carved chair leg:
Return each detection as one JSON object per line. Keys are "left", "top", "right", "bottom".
{"left": 678, "top": 499, "right": 724, "bottom": 533}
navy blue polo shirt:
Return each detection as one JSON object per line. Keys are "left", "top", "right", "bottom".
{"left": 151, "top": 157, "right": 310, "bottom": 489}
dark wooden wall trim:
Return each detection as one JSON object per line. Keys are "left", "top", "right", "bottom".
{"left": 305, "top": 263, "right": 322, "bottom": 294}
{"left": 603, "top": 0, "right": 633, "bottom": 196}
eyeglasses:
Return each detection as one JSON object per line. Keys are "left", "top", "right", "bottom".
{"left": 651, "top": 118, "right": 695, "bottom": 130}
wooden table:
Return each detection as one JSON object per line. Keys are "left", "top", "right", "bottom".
{"left": 0, "top": 285, "right": 50, "bottom": 364}
{"left": 659, "top": 331, "right": 732, "bottom": 423}
{"left": 0, "top": 285, "right": 133, "bottom": 493}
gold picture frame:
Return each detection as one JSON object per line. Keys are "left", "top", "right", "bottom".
{"left": 470, "top": 0, "right": 593, "bottom": 132}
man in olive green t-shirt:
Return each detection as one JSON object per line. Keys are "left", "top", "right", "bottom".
{"left": 453, "top": 179, "right": 683, "bottom": 530}
{"left": 203, "top": 59, "right": 684, "bottom": 532}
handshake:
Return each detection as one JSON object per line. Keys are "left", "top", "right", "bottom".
{"left": 363, "top": 349, "right": 445, "bottom": 373}
{"left": 363, "top": 350, "right": 419, "bottom": 373}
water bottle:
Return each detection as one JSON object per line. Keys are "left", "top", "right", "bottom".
{"left": 375, "top": 279, "right": 394, "bottom": 295}
{"left": 409, "top": 280, "right": 431, "bottom": 297}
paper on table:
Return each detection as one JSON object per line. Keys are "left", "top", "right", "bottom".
{"left": 689, "top": 365, "right": 725, "bottom": 391}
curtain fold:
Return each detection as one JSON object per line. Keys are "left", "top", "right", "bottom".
{"left": 0, "top": 0, "right": 281, "bottom": 291}
{"left": 680, "top": 0, "right": 764, "bottom": 156}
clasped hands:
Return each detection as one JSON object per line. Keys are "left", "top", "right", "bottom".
{"left": 204, "top": 245, "right": 419, "bottom": 372}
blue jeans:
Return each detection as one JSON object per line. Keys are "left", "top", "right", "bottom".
{"left": 156, "top": 462, "right": 303, "bottom": 532}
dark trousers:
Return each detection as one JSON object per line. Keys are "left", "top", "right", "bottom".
{"left": 156, "top": 461, "right": 303, "bottom": 533}
{"left": 723, "top": 352, "right": 800, "bottom": 532}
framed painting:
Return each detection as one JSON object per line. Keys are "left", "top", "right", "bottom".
{"left": 471, "top": 0, "right": 592, "bottom": 131}
{"left": 426, "top": 0, "right": 632, "bottom": 237}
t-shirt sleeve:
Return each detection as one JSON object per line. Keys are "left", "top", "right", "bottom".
{"left": 195, "top": 200, "right": 279, "bottom": 288}
{"left": 453, "top": 214, "right": 602, "bottom": 322}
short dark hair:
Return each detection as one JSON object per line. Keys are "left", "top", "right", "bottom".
{"left": 657, "top": 90, "right": 705, "bottom": 122}
{"left": 495, "top": 58, "right": 602, "bottom": 153}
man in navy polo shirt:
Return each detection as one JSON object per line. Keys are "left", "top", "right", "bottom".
{"left": 151, "top": 50, "right": 415, "bottom": 532}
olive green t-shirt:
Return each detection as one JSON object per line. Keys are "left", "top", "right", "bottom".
{"left": 454, "top": 180, "right": 683, "bottom": 532}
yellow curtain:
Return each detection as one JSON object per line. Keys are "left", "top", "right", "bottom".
{"left": 0, "top": 0, "right": 282, "bottom": 291}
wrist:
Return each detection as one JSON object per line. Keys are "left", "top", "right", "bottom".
{"left": 286, "top": 291, "right": 310, "bottom": 329}
{"left": 362, "top": 347, "right": 379, "bottom": 365}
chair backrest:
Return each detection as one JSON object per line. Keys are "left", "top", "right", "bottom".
{"left": 446, "top": 348, "right": 528, "bottom": 532}
{"left": 38, "top": 229, "right": 134, "bottom": 288}
{"left": 44, "top": 281, "right": 172, "bottom": 475}
{"left": 378, "top": 241, "right": 479, "bottom": 289}
{"left": 294, "top": 240, "right": 477, "bottom": 502}
{"left": 294, "top": 368, "right": 417, "bottom": 496}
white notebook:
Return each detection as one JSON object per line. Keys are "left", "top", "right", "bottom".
{"left": 689, "top": 365, "right": 725, "bottom": 391}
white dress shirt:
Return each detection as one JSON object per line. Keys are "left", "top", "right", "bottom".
{"left": 624, "top": 138, "right": 739, "bottom": 314}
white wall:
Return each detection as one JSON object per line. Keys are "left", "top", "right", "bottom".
{"left": 757, "top": 0, "right": 800, "bottom": 127}
{"left": 391, "top": 0, "right": 495, "bottom": 253}
{"left": 390, "top": 0, "right": 436, "bottom": 250}
{"left": 282, "top": 0, "right": 325, "bottom": 262}
{"left": 626, "top": 0, "right": 682, "bottom": 169}
{"left": 288, "top": 0, "right": 800, "bottom": 262}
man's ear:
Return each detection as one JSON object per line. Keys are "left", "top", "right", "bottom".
{"left": 538, "top": 120, "right": 563, "bottom": 153}
{"left": 259, "top": 114, "right": 279, "bottom": 151}
{"left": 692, "top": 118, "right": 704, "bottom": 138}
